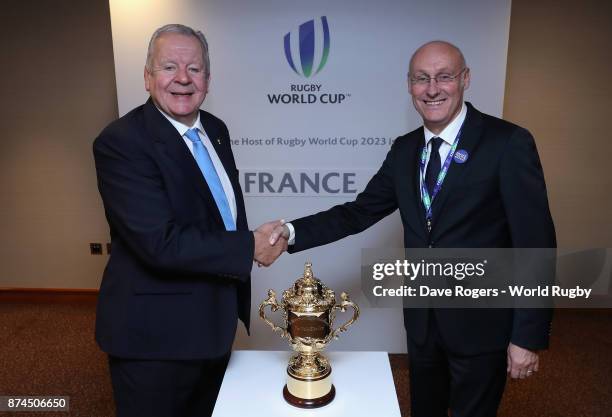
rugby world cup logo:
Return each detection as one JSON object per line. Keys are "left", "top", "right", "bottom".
{"left": 284, "top": 16, "right": 330, "bottom": 78}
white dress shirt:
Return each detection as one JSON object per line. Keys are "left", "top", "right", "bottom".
{"left": 157, "top": 108, "right": 237, "bottom": 224}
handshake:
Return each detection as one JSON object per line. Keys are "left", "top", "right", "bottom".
{"left": 253, "top": 220, "right": 291, "bottom": 267}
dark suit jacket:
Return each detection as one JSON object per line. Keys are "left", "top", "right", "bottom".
{"left": 93, "top": 99, "right": 253, "bottom": 360}
{"left": 290, "top": 103, "right": 556, "bottom": 355}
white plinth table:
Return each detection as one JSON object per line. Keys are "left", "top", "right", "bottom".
{"left": 213, "top": 350, "right": 401, "bottom": 417}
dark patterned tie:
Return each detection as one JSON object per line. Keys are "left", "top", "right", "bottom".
{"left": 425, "top": 137, "right": 443, "bottom": 197}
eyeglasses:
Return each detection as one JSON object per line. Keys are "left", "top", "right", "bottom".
{"left": 409, "top": 68, "right": 467, "bottom": 86}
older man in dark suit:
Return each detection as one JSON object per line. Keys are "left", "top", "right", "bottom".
{"left": 270, "top": 41, "right": 555, "bottom": 417}
{"left": 93, "top": 24, "right": 285, "bottom": 417}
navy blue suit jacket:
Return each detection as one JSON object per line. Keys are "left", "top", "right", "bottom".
{"left": 93, "top": 99, "right": 253, "bottom": 360}
{"left": 289, "top": 103, "right": 556, "bottom": 355}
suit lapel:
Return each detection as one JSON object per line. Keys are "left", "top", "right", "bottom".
{"left": 396, "top": 129, "right": 429, "bottom": 241}
{"left": 199, "top": 112, "right": 237, "bottom": 188}
{"left": 429, "top": 103, "right": 484, "bottom": 226}
{"left": 143, "top": 100, "right": 226, "bottom": 227}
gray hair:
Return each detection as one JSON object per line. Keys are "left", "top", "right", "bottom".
{"left": 145, "top": 24, "right": 210, "bottom": 77}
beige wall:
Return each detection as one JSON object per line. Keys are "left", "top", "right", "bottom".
{"left": 0, "top": 1, "right": 610, "bottom": 288}
{"left": 0, "top": 0, "right": 116, "bottom": 288}
{"left": 503, "top": 0, "right": 612, "bottom": 247}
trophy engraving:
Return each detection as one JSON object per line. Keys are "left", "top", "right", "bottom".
{"left": 259, "top": 262, "right": 359, "bottom": 408}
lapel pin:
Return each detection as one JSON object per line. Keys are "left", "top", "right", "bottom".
{"left": 453, "top": 149, "right": 469, "bottom": 164}
{"left": 216, "top": 138, "right": 222, "bottom": 145}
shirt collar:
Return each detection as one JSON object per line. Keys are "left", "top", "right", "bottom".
{"left": 155, "top": 106, "right": 204, "bottom": 138}
{"left": 423, "top": 102, "right": 467, "bottom": 145}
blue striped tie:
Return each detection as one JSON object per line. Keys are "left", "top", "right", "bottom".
{"left": 184, "top": 128, "right": 236, "bottom": 231}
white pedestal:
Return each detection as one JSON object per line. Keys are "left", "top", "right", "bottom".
{"left": 213, "top": 350, "right": 402, "bottom": 417}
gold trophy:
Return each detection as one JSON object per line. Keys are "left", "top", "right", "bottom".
{"left": 259, "top": 262, "right": 359, "bottom": 408}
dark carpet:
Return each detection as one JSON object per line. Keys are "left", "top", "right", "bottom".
{"left": 0, "top": 302, "right": 610, "bottom": 417}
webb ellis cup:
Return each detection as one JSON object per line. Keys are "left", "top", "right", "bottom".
{"left": 259, "top": 262, "right": 359, "bottom": 408}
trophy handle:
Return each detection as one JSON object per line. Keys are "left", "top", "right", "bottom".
{"left": 259, "top": 289, "right": 289, "bottom": 339}
{"left": 330, "top": 292, "right": 360, "bottom": 340}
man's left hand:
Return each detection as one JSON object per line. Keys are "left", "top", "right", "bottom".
{"left": 507, "top": 342, "right": 539, "bottom": 379}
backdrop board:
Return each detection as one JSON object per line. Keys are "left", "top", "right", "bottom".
{"left": 109, "top": 0, "right": 511, "bottom": 352}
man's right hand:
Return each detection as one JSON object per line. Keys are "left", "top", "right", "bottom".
{"left": 253, "top": 220, "right": 288, "bottom": 266}
{"left": 268, "top": 223, "right": 290, "bottom": 246}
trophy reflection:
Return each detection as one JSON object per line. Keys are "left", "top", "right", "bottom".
{"left": 259, "top": 262, "right": 359, "bottom": 408}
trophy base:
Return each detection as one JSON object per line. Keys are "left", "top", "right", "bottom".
{"left": 284, "top": 352, "right": 335, "bottom": 408}
{"left": 283, "top": 384, "right": 335, "bottom": 409}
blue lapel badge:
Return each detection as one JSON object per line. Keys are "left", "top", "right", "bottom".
{"left": 453, "top": 149, "right": 469, "bottom": 164}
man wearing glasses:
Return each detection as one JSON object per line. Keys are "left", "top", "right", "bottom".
{"left": 270, "top": 40, "right": 556, "bottom": 416}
